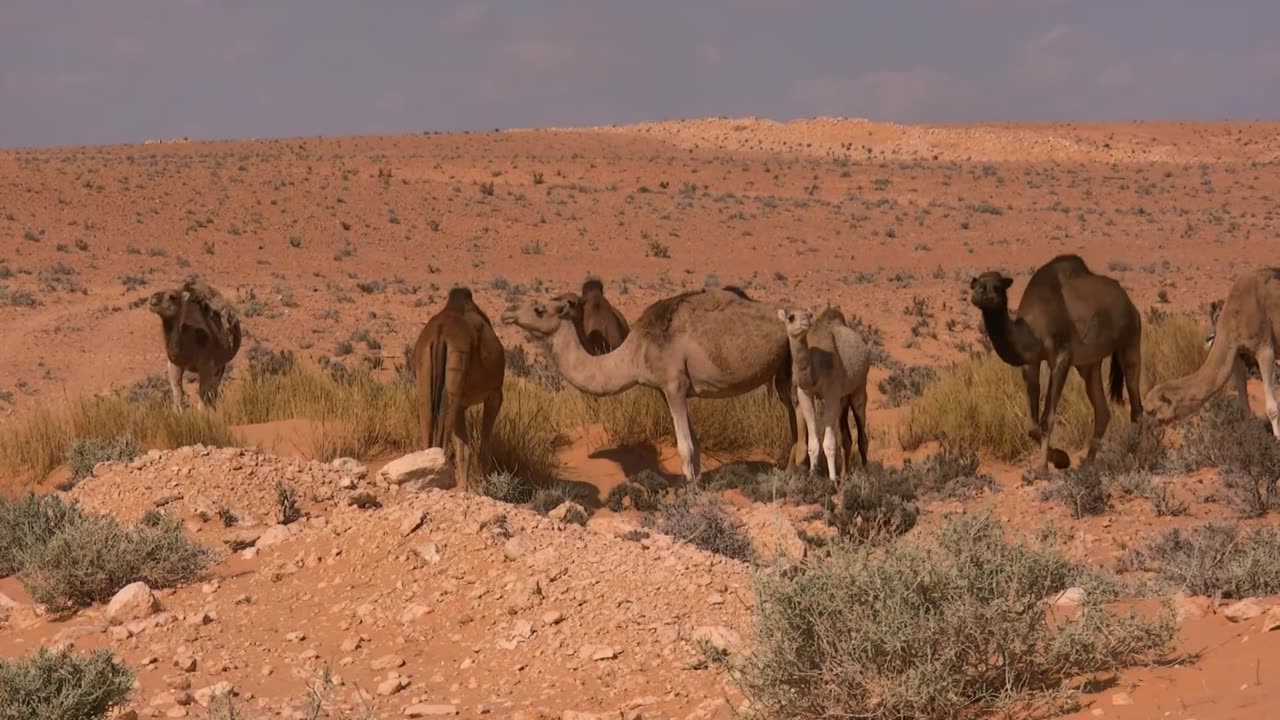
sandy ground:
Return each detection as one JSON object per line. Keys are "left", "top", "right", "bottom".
{"left": 3, "top": 117, "right": 1280, "bottom": 718}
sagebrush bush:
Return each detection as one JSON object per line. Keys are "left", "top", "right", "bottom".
{"left": 733, "top": 514, "right": 1176, "bottom": 719}
{"left": 530, "top": 482, "right": 595, "bottom": 516}
{"left": 1170, "top": 394, "right": 1280, "bottom": 516}
{"left": 480, "top": 470, "right": 535, "bottom": 504}
{"left": 1122, "top": 523, "right": 1280, "bottom": 598}
{"left": 902, "top": 311, "right": 1206, "bottom": 461}
{"left": 0, "top": 493, "right": 85, "bottom": 577}
{"left": 19, "top": 514, "right": 212, "bottom": 615}
{"left": 1039, "top": 464, "right": 1112, "bottom": 518}
{"left": 646, "top": 491, "right": 754, "bottom": 562}
{"left": 0, "top": 647, "right": 134, "bottom": 720}
{"left": 606, "top": 469, "right": 677, "bottom": 512}
{"left": 63, "top": 435, "right": 141, "bottom": 490}
{"left": 832, "top": 467, "right": 919, "bottom": 542}
{"left": 877, "top": 364, "right": 938, "bottom": 407}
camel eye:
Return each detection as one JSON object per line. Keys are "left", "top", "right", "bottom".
{"left": 534, "top": 306, "right": 545, "bottom": 318}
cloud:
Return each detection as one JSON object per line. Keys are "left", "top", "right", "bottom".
{"left": 506, "top": 39, "right": 576, "bottom": 71}
{"left": 792, "top": 69, "right": 952, "bottom": 120}
{"left": 1018, "top": 24, "right": 1080, "bottom": 86}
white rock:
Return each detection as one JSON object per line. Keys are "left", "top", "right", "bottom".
{"left": 503, "top": 535, "right": 535, "bottom": 561}
{"left": 548, "top": 502, "right": 588, "bottom": 525}
{"left": 377, "top": 449, "right": 453, "bottom": 489}
{"left": 414, "top": 542, "right": 443, "bottom": 565}
{"left": 1049, "top": 587, "right": 1086, "bottom": 607}
{"left": 255, "top": 524, "right": 293, "bottom": 548}
{"left": 402, "top": 705, "right": 457, "bottom": 717}
{"left": 1224, "top": 598, "right": 1267, "bottom": 622}
{"left": 400, "top": 509, "right": 428, "bottom": 537}
{"left": 332, "top": 457, "right": 368, "bottom": 480}
{"left": 377, "top": 676, "right": 410, "bottom": 696}
{"left": 106, "top": 582, "right": 160, "bottom": 625}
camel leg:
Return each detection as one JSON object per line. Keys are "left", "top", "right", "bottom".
{"left": 1040, "top": 352, "right": 1073, "bottom": 470}
{"left": 664, "top": 389, "right": 701, "bottom": 485}
{"left": 796, "top": 388, "right": 820, "bottom": 475}
{"left": 775, "top": 369, "right": 802, "bottom": 470}
{"left": 1256, "top": 343, "right": 1280, "bottom": 438}
{"left": 839, "top": 395, "right": 854, "bottom": 467}
{"left": 478, "top": 387, "right": 504, "bottom": 475}
{"left": 167, "top": 361, "right": 186, "bottom": 412}
{"left": 821, "top": 394, "right": 842, "bottom": 483}
{"left": 1233, "top": 355, "right": 1251, "bottom": 419}
{"left": 1080, "top": 363, "right": 1110, "bottom": 462}
{"left": 453, "top": 407, "right": 472, "bottom": 490}
{"left": 851, "top": 387, "right": 869, "bottom": 468}
{"left": 1022, "top": 363, "right": 1044, "bottom": 442}
{"left": 1120, "top": 337, "right": 1144, "bottom": 422}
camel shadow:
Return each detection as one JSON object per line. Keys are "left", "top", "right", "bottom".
{"left": 589, "top": 444, "right": 683, "bottom": 486}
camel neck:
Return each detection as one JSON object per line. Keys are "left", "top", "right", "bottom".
{"left": 1176, "top": 322, "right": 1241, "bottom": 400}
{"left": 788, "top": 336, "right": 816, "bottom": 391}
{"left": 161, "top": 315, "right": 184, "bottom": 360}
{"left": 548, "top": 321, "right": 638, "bottom": 396}
{"left": 980, "top": 307, "right": 1036, "bottom": 366}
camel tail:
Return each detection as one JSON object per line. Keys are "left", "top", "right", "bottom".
{"left": 1108, "top": 350, "right": 1126, "bottom": 405}
{"left": 422, "top": 333, "right": 468, "bottom": 445}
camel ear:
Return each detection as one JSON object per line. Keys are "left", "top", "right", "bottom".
{"left": 553, "top": 300, "right": 575, "bottom": 318}
{"left": 969, "top": 277, "right": 979, "bottom": 289}
{"left": 776, "top": 309, "right": 787, "bottom": 322}
{"left": 1000, "top": 276, "right": 1014, "bottom": 290}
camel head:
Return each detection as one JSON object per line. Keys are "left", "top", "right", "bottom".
{"left": 1142, "top": 381, "right": 1196, "bottom": 426}
{"left": 1204, "top": 299, "right": 1224, "bottom": 349}
{"left": 581, "top": 278, "right": 605, "bottom": 297}
{"left": 148, "top": 289, "right": 184, "bottom": 318}
{"left": 969, "top": 272, "right": 1013, "bottom": 311}
{"left": 501, "top": 294, "right": 578, "bottom": 336}
{"left": 776, "top": 308, "right": 813, "bottom": 339}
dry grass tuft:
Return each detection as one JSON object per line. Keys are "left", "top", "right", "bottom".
{"left": 901, "top": 311, "right": 1207, "bottom": 461}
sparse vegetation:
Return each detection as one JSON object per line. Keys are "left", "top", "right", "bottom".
{"left": 732, "top": 514, "right": 1176, "bottom": 719}
{"left": 645, "top": 490, "right": 754, "bottom": 562}
{"left": 0, "top": 647, "right": 134, "bottom": 720}
{"left": 63, "top": 435, "right": 141, "bottom": 490}
{"left": 1123, "top": 523, "right": 1280, "bottom": 599}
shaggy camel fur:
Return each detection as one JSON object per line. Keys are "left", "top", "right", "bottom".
{"left": 147, "top": 277, "right": 242, "bottom": 412}
{"left": 1146, "top": 268, "right": 1280, "bottom": 436}
{"left": 502, "top": 286, "right": 795, "bottom": 484}
{"left": 778, "top": 306, "right": 871, "bottom": 481}
{"left": 970, "top": 254, "right": 1143, "bottom": 470}
{"left": 578, "top": 279, "right": 630, "bottom": 355}
{"left": 411, "top": 287, "right": 506, "bottom": 488}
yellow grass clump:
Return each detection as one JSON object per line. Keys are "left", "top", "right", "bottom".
{"left": 900, "top": 311, "right": 1209, "bottom": 461}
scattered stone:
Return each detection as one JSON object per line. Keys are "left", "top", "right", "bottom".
{"left": 1224, "top": 598, "right": 1267, "bottom": 622}
{"left": 503, "top": 535, "right": 535, "bottom": 561}
{"left": 1261, "top": 606, "right": 1280, "bottom": 632}
{"left": 378, "top": 676, "right": 410, "bottom": 696}
{"left": 578, "top": 644, "right": 617, "bottom": 661}
{"left": 106, "top": 582, "right": 160, "bottom": 624}
{"left": 541, "top": 610, "right": 564, "bottom": 626}
{"left": 1049, "top": 587, "right": 1086, "bottom": 607}
{"left": 371, "top": 654, "right": 406, "bottom": 671}
{"left": 400, "top": 509, "right": 428, "bottom": 536}
{"left": 402, "top": 704, "right": 458, "bottom": 717}
{"left": 414, "top": 542, "right": 444, "bottom": 565}
{"left": 349, "top": 491, "right": 382, "bottom": 510}
{"left": 223, "top": 528, "right": 262, "bottom": 551}
{"left": 378, "top": 449, "right": 453, "bottom": 488}
{"left": 1111, "top": 692, "right": 1134, "bottom": 706}
{"left": 153, "top": 491, "right": 183, "bottom": 507}
{"left": 255, "top": 524, "right": 293, "bottom": 548}
{"left": 332, "top": 457, "right": 367, "bottom": 480}
{"left": 548, "top": 502, "right": 588, "bottom": 525}
{"left": 174, "top": 655, "right": 197, "bottom": 673}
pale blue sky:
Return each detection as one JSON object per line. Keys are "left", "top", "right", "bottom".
{"left": 2, "top": 0, "right": 1278, "bottom": 148}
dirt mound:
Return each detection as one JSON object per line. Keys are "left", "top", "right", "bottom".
{"left": 6, "top": 447, "right": 753, "bottom": 717}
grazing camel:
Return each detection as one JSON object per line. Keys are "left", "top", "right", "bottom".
{"left": 578, "top": 279, "right": 630, "bottom": 355}
{"left": 1146, "top": 268, "right": 1280, "bottom": 436}
{"left": 501, "top": 286, "right": 796, "bottom": 484}
{"left": 147, "top": 277, "right": 242, "bottom": 412}
{"left": 778, "top": 306, "right": 871, "bottom": 482}
{"left": 411, "top": 287, "right": 506, "bottom": 489}
{"left": 969, "top": 254, "right": 1143, "bottom": 471}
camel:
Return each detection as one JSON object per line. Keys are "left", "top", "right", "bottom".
{"left": 778, "top": 306, "right": 871, "bottom": 482}
{"left": 1146, "top": 268, "right": 1280, "bottom": 436}
{"left": 147, "top": 277, "right": 242, "bottom": 412}
{"left": 578, "top": 279, "right": 630, "bottom": 355}
{"left": 501, "top": 286, "right": 796, "bottom": 484}
{"left": 411, "top": 287, "right": 506, "bottom": 489}
{"left": 1204, "top": 298, "right": 1276, "bottom": 382}
{"left": 969, "top": 254, "right": 1143, "bottom": 471}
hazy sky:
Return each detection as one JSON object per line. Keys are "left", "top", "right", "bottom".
{"left": 3, "top": 0, "right": 1278, "bottom": 149}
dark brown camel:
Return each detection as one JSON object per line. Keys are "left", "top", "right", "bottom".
{"left": 578, "top": 279, "right": 630, "bottom": 355}
{"left": 411, "top": 287, "right": 506, "bottom": 489}
{"left": 969, "top": 254, "right": 1143, "bottom": 471}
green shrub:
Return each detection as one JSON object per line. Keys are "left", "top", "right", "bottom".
{"left": 0, "top": 647, "right": 134, "bottom": 720}
{"left": 732, "top": 515, "right": 1176, "bottom": 719}
{"left": 19, "top": 514, "right": 212, "bottom": 615}
{"left": 646, "top": 491, "right": 754, "bottom": 562}
{"left": 1122, "top": 523, "right": 1280, "bottom": 598}
{"left": 1171, "top": 395, "right": 1280, "bottom": 516}
{"left": 479, "top": 470, "right": 535, "bottom": 504}
{"left": 0, "top": 493, "right": 84, "bottom": 577}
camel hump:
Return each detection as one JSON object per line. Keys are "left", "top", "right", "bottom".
{"left": 721, "top": 285, "right": 752, "bottom": 300}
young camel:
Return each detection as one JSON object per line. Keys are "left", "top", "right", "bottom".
{"left": 147, "top": 278, "right": 242, "bottom": 412}
{"left": 411, "top": 287, "right": 506, "bottom": 489}
{"left": 970, "top": 254, "right": 1143, "bottom": 471}
{"left": 778, "top": 306, "right": 871, "bottom": 481}
{"left": 501, "top": 287, "right": 796, "bottom": 484}
{"left": 1145, "top": 268, "right": 1280, "bottom": 436}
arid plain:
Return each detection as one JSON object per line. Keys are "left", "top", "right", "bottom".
{"left": 3, "top": 117, "right": 1280, "bottom": 719}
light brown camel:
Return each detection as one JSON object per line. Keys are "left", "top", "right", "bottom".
{"left": 501, "top": 286, "right": 796, "bottom": 484}
{"left": 969, "top": 254, "right": 1143, "bottom": 471}
{"left": 578, "top": 279, "right": 630, "bottom": 355}
{"left": 778, "top": 306, "right": 871, "bottom": 482}
{"left": 147, "top": 277, "right": 242, "bottom": 412}
{"left": 411, "top": 287, "right": 506, "bottom": 489}
{"left": 1146, "top": 268, "right": 1280, "bottom": 436}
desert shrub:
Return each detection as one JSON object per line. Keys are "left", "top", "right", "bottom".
{"left": 530, "top": 483, "right": 595, "bottom": 516}
{"left": 900, "top": 442, "right": 995, "bottom": 500}
{"left": 246, "top": 344, "right": 295, "bottom": 380}
{"left": 480, "top": 470, "right": 535, "bottom": 504}
{"left": 0, "top": 647, "right": 134, "bottom": 720}
{"left": 646, "top": 491, "right": 753, "bottom": 562}
{"left": 877, "top": 364, "right": 937, "bottom": 407}
{"left": 732, "top": 514, "right": 1176, "bottom": 719}
{"left": 63, "top": 435, "right": 141, "bottom": 490}
{"left": 902, "top": 311, "right": 1206, "bottom": 461}
{"left": 831, "top": 466, "right": 919, "bottom": 542}
{"left": 0, "top": 493, "right": 85, "bottom": 577}
{"left": 18, "top": 513, "right": 212, "bottom": 615}
{"left": 275, "top": 481, "right": 302, "bottom": 524}
{"left": 503, "top": 345, "right": 564, "bottom": 391}
{"left": 605, "top": 469, "right": 678, "bottom": 512}
{"left": 1122, "top": 523, "right": 1280, "bottom": 599}
{"left": 1171, "top": 394, "right": 1280, "bottom": 516}
{"left": 1039, "top": 464, "right": 1111, "bottom": 518}
{"left": 595, "top": 385, "right": 790, "bottom": 455}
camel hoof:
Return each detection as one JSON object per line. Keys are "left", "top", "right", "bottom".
{"left": 1049, "top": 448, "right": 1072, "bottom": 470}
